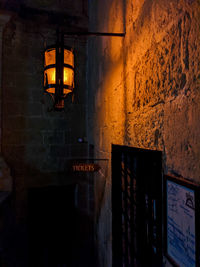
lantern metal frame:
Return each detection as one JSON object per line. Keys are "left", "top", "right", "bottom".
{"left": 44, "top": 31, "right": 74, "bottom": 110}
{"left": 44, "top": 29, "right": 125, "bottom": 111}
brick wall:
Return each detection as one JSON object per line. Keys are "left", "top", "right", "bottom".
{"left": 1, "top": 7, "right": 89, "bottom": 222}
{"left": 0, "top": 3, "right": 92, "bottom": 266}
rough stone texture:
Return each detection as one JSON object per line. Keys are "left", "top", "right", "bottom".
{"left": 88, "top": 0, "right": 200, "bottom": 266}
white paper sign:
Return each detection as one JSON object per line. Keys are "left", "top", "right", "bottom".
{"left": 167, "top": 180, "right": 195, "bottom": 267}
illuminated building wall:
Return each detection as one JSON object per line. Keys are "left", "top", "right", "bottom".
{"left": 87, "top": 0, "right": 200, "bottom": 265}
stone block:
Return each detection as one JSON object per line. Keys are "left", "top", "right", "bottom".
{"left": 0, "top": 156, "right": 12, "bottom": 191}
{"left": 3, "top": 101, "right": 25, "bottom": 117}
{"left": 70, "top": 144, "right": 88, "bottom": 158}
{"left": 4, "top": 130, "right": 43, "bottom": 145}
{"left": 30, "top": 90, "right": 43, "bottom": 102}
{"left": 3, "top": 145, "right": 26, "bottom": 162}
{"left": 4, "top": 101, "right": 42, "bottom": 117}
{"left": 15, "top": 73, "right": 42, "bottom": 90}
{"left": 26, "top": 102, "right": 43, "bottom": 117}
{"left": 49, "top": 144, "right": 71, "bottom": 158}
{"left": 43, "top": 131, "right": 64, "bottom": 145}
{"left": 3, "top": 116, "right": 26, "bottom": 130}
{"left": 25, "top": 117, "right": 51, "bottom": 130}
{"left": 64, "top": 130, "right": 72, "bottom": 144}
{"left": 51, "top": 118, "right": 69, "bottom": 130}
{"left": 39, "top": 157, "right": 57, "bottom": 172}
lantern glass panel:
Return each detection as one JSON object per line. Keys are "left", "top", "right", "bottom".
{"left": 64, "top": 49, "right": 74, "bottom": 67}
{"left": 63, "top": 67, "right": 74, "bottom": 87}
{"left": 46, "top": 87, "right": 55, "bottom": 94}
{"left": 63, "top": 88, "right": 72, "bottom": 95}
{"left": 45, "top": 48, "right": 56, "bottom": 67}
{"left": 44, "top": 68, "right": 56, "bottom": 86}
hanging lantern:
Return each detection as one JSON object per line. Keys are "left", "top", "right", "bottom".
{"left": 44, "top": 32, "right": 74, "bottom": 110}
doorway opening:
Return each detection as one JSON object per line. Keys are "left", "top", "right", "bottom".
{"left": 112, "top": 145, "right": 163, "bottom": 267}
{"left": 28, "top": 185, "right": 76, "bottom": 267}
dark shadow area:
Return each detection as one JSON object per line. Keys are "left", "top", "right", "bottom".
{"left": 28, "top": 185, "right": 95, "bottom": 267}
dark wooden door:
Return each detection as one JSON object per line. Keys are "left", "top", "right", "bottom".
{"left": 112, "top": 145, "right": 163, "bottom": 267}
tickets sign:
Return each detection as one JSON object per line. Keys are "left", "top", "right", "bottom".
{"left": 72, "top": 163, "right": 101, "bottom": 172}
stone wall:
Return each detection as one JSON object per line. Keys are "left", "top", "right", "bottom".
{"left": 1, "top": 4, "right": 89, "bottom": 222}
{"left": 88, "top": 0, "right": 200, "bottom": 266}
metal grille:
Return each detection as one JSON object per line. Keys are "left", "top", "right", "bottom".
{"left": 112, "top": 145, "right": 163, "bottom": 267}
